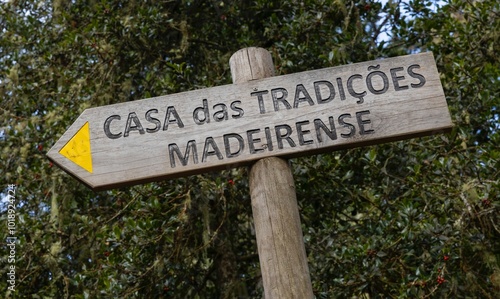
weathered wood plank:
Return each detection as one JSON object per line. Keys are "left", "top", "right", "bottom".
{"left": 47, "top": 52, "right": 453, "bottom": 190}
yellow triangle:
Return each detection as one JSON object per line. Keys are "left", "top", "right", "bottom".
{"left": 59, "top": 122, "right": 93, "bottom": 173}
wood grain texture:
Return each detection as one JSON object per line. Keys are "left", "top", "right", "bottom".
{"left": 229, "top": 47, "right": 275, "bottom": 82}
{"left": 47, "top": 51, "right": 453, "bottom": 190}
{"left": 232, "top": 47, "right": 314, "bottom": 299}
{"left": 249, "top": 157, "right": 314, "bottom": 299}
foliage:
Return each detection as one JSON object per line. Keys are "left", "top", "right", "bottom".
{"left": 1, "top": 0, "right": 498, "bottom": 298}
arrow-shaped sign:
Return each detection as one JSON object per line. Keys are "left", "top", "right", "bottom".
{"left": 47, "top": 52, "right": 453, "bottom": 191}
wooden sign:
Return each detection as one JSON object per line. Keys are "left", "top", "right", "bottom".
{"left": 47, "top": 52, "right": 453, "bottom": 190}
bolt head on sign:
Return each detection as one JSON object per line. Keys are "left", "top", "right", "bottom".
{"left": 47, "top": 52, "right": 452, "bottom": 191}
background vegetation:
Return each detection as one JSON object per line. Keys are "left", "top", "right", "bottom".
{"left": 1, "top": 0, "right": 499, "bottom": 298}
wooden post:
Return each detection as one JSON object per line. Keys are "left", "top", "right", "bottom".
{"left": 229, "top": 48, "right": 314, "bottom": 299}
